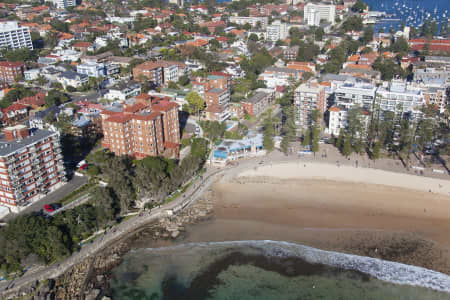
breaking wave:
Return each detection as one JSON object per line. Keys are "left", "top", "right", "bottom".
{"left": 141, "top": 240, "right": 450, "bottom": 293}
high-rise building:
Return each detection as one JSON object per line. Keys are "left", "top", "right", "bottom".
{"left": 50, "top": 0, "right": 76, "bottom": 9}
{"left": 0, "top": 125, "right": 66, "bottom": 212}
{"left": 294, "top": 82, "right": 326, "bottom": 128}
{"left": 101, "top": 100, "right": 180, "bottom": 159}
{"left": 266, "top": 20, "right": 289, "bottom": 42}
{"left": 304, "top": 3, "right": 336, "bottom": 25}
{"left": 0, "top": 61, "right": 26, "bottom": 85}
{"left": 169, "top": 0, "right": 184, "bottom": 7}
{"left": 0, "top": 22, "right": 33, "bottom": 51}
{"left": 306, "top": 7, "right": 321, "bottom": 26}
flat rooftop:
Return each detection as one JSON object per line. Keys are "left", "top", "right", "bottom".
{"left": 0, "top": 129, "right": 57, "bottom": 157}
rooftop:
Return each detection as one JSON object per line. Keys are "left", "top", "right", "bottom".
{"left": 0, "top": 129, "right": 57, "bottom": 157}
{"left": 244, "top": 92, "right": 269, "bottom": 104}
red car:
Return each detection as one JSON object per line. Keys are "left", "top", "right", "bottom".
{"left": 79, "top": 164, "right": 88, "bottom": 170}
{"left": 43, "top": 204, "right": 54, "bottom": 213}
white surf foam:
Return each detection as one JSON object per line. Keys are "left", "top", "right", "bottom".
{"left": 138, "top": 240, "right": 450, "bottom": 293}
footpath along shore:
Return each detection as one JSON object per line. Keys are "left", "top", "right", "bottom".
{"left": 1, "top": 150, "right": 449, "bottom": 297}
{"left": 0, "top": 166, "right": 225, "bottom": 297}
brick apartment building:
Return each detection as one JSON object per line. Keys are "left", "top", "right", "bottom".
{"left": 133, "top": 60, "right": 188, "bottom": 86}
{"left": 101, "top": 99, "right": 180, "bottom": 159}
{"left": 0, "top": 125, "right": 66, "bottom": 211}
{"left": 0, "top": 61, "right": 26, "bottom": 84}
{"left": 132, "top": 61, "right": 163, "bottom": 86}
{"left": 241, "top": 91, "right": 274, "bottom": 117}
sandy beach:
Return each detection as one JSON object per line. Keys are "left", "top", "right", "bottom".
{"left": 177, "top": 162, "right": 450, "bottom": 274}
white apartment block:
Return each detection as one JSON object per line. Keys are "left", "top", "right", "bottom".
{"left": 50, "top": 0, "right": 76, "bottom": 9}
{"left": 0, "top": 22, "right": 33, "bottom": 51}
{"left": 334, "top": 82, "right": 376, "bottom": 111}
{"left": 76, "top": 62, "right": 106, "bottom": 78}
{"left": 375, "top": 81, "right": 424, "bottom": 120}
{"left": 163, "top": 64, "right": 179, "bottom": 84}
{"left": 328, "top": 106, "right": 369, "bottom": 136}
{"left": 266, "top": 21, "right": 289, "bottom": 42}
{"left": 306, "top": 7, "right": 321, "bottom": 26}
{"left": 304, "top": 3, "right": 336, "bottom": 25}
{"left": 229, "top": 16, "right": 269, "bottom": 29}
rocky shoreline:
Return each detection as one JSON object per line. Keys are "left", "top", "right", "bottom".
{"left": 6, "top": 191, "right": 215, "bottom": 300}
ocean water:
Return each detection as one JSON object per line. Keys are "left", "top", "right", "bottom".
{"left": 108, "top": 241, "right": 450, "bottom": 299}
{"left": 364, "top": 0, "right": 449, "bottom": 33}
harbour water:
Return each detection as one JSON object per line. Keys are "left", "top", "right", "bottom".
{"left": 364, "top": 0, "right": 449, "bottom": 33}
{"left": 108, "top": 241, "right": 450, "bottom": 299}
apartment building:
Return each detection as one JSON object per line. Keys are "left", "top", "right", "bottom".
{"left": 0, "top": 125, "right": 66, "bottom": 211}
{"left": 266, "top": 20, "right": 289, "bottom": 42}
{"left": 50, "top": 0, "right": 76, "bottom": 9}
{"left": 133, "top": 61, "right": 163, "bottom": 86}
{"left": 422, "top": 87, "right": 447, "bottom": 113}
{"left": 0, "top": 21, "right": 33, "bottom": 51}
{"left": 76, "top": 61, "right": 106, "bottom": 78}
{"left": 133, "top": 60, "right": 187, "bottom": 86}
{"left": 294, "top": 82, "right": 326, "bottom": 128}
{"left": 304, "top": 3, "right": 336, "bottom": 25}
{"left": 241, "top": 91, "right": 273, "bottom": 117}
{"left": 105, "top": 81, "right": 141, "bottom": 101}
{"left": 0, "top": 61, "right": 26, "bottom": 85}
{"left": 207, "top": 74, "right": 231, "bottom": 93}
{"left": 101, "top": 100, "right": 180, "bottom": 158}
{"left": 229, "top": 16, "right": 269, "bottom": 29}
{"left": 283, "top": 46, "right": 299, "bottom": 61}
{"left": 333, "top": 82, "right": 376, "bottom": 111}
{"left": 375, "top": 81, "right": 424, "bottom": 120}
{"left": 328, "top": 105, "right": 370, "bottom": 136}
{"left": 258, "top": 67, "right": 302, "bottom": 88}
{"left": 204, "top": 88, "right": 229, "bottom": 107}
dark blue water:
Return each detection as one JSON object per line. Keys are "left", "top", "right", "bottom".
{"left": 364, "top": 0, "right": 449, "bottom": 33}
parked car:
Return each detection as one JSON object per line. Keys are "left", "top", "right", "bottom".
{"left": 43, "top": 204, "right": 54, "bottom": 213}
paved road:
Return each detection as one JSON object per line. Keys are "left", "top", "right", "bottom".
{"left": 69, "top": 91, "right": 103, "bottom": 103}
{"left": 1, "top": 175, "right": 88, "bottom": 222}
{"left": 49, "top": 194, "right": 91, "bottom": 217}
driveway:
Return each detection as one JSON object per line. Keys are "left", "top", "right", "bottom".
{"left": 1, "top": 175, "right": 88, "bottom": 222}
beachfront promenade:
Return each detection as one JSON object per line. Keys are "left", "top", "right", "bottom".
{"left": 1, "top": 149, "right": 448, "bottom": 297}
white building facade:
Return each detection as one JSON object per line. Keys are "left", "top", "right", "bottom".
{"left": 304, "top": 3, "right": 336, "bottom": 25}
{"left": 266, "top": 21, "right": 289, "bottom": 42}
{"left": 0, "top": 22, "right": 33, "bottom": 51}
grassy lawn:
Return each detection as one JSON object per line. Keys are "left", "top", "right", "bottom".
{"left": 57, "top": 183, "right": 95, "bottom": 206}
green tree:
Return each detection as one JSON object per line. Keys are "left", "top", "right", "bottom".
{"left": 335, "top": 128, "right": 345, "bottom": 150}
{"left": 248, "top": 33, "right": 259, "bottom": 42}
{"left": 371, "top": 141, "right": 381, "bottom": 160}
{"left": 44, "top": 89, "right": 69, "bottom": 107}
{"left": 36, "top": 75, "right": 48, "bottom": 86}
{"left": 361, "top": 26, "right": 374, "bottom": 44}
{"left": 186, "top": 91, "right": 205, "bottom": 119}
{"left": 352, "top": 0, "right": 367, "bottom": 12}
{"left": 178, "top": 75, "right": 190, "bottom": 86}
{"left": 311, "top": 126, "right": 320, "bottom": 153}
{"left": 302, "top": 129, "right": 310, "bottom": 146}
{"left": 263, "top": 109, "right": 275, "bottom": 152}
{"left": 342, "top": 134, "right": 352, "bottom": 157}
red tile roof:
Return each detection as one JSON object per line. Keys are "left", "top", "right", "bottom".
{"left": 0, "top": 61, "right": 25, "bottom": 68}
{"left": 152, "top": 100, "right": 178, "bottom": 112}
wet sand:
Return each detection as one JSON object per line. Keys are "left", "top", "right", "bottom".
{"left": 179, "top": 177, "right": 450, "bottom": 274}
